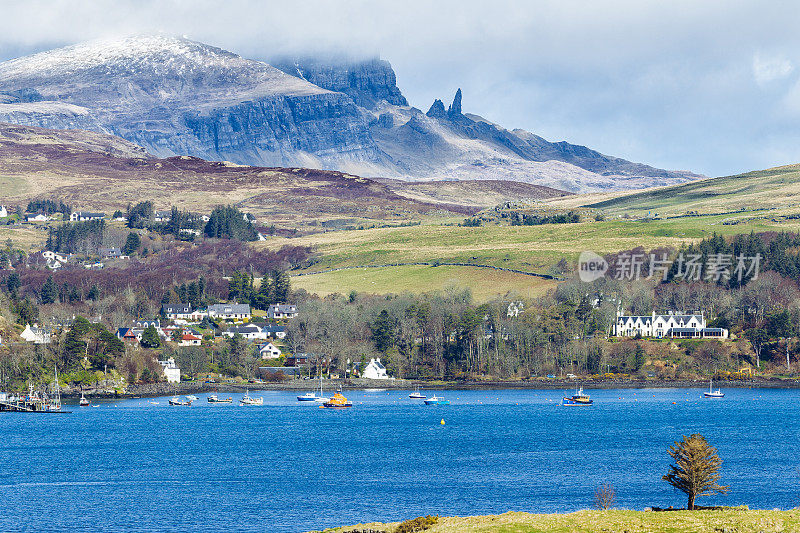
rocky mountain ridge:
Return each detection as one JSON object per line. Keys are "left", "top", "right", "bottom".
{"left": 0, "top": 35, "right": 701, "bottom": 192}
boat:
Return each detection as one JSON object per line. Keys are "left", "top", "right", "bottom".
{"left": 424, "top": 395, "right": 450, "bottom": 405}
{"left": 299, "top": 375, "right": 330, "bottom": 403}
{"left": 704, "top": 379, "right": 724, "bottom": 398}
{"left": 297, "top": 391, "right": 319, "bottom": 402}
{"left": 168, "top": 396, "right": 192, "bottom": 406}
{"left": 320, "top": 391, "right": 352, "bottom": 409}
{"left": 562, "top": 387, "right": 593, "bottom": 406}
{"left": 186, "top": 395, "right": 199, "bottom": 402}
{"left": 79, "top": 392, "right": 90, "bottom": 407}
{"left": 239, "top": 390, "right": 264, "bottom": 406}
{"left": 409, "top": 386, "right": 426, "bottom": 399}
{"left": 207, "top": 394, "right": 232, "bottom": 403}
{"left": 148, "top": 400, "right": 160, "bottom": 405}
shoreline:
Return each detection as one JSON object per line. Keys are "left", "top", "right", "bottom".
{"left": 60, "top": 377, "right": 800, "bottom": 399}
{"left": 319, "top": 508, "right": 800, "bottom": 533}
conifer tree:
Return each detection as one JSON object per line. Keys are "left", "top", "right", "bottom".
{"left": 663, "top": 434, "right": 728, "bottom": 510}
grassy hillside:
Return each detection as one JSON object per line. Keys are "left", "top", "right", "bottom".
{"left": 291, "top": 265, "right": 558, "bottom": 302}
{"left": 580, "top": 163, "right": 800, "bottom": 217}
{"left": 266, "top": 212, "right": 800, "bottom": 299}
{"left": 269, "top": 213, "right": 800, "bottom": 273}
{"left": 323, "top": 509, "right": 800, "bottom": 533}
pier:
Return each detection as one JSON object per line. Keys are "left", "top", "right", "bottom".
{"left": 0, "top": 383, "right": 69, "bottom": 413}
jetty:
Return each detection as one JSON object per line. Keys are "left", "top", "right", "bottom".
{"left": 0, "top": 374, "right": 69, "bottom": 413}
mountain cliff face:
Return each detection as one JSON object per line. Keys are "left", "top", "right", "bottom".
{"left": 271, "top": 56, "right": 407, "bottom": 108}
{"left": 0, "top": 35, "right": 384, "bottom": 169}
{"left": 0, "top": 35, "right": 701, "bottom": 192}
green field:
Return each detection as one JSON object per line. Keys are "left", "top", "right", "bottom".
{"left": 324, "top": 509, "right": 800, "bottom": 533}
{"left": 584, "top": 163, "right": 800, "bottom": 217}
{"left": 291, "top": 265, "right": 558, "bottom": 302}
{"left": 270, "top": 213, "right": 800, "bottom": 273}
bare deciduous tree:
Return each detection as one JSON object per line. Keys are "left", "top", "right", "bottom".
{"left": 663, "top": 434, "right": 728, "bottom": 510}
{"left": 593, "top": 483, "right": 616, "bottom": 510}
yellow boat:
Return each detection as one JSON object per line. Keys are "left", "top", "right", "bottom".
{"left": 319, "top": 391, "right": 353, "bottom": 409}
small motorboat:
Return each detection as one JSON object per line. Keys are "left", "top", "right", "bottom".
{"left": 207, "top": 394, "right": 232, "bottom": 403}
{"left": 424, "top": 395, "right": 450, "bottom": 405}
{"left": 704, "top": 379, "right": 724, "bottom": 398}
{"left": 301, "top": 376, "right": 329, "bottom": 403}
{"left": 239, "top": 390, "right": 264, "bottom": 406}
{"left": 409, "top": 386, "right": 426, "bottom": 399}
{"left": 79, "top": 393, "right": 90, "bottom": 407}
{"left": 320, "top": 391, "right": 352, "bottom": 409}
{"left": 168, "top": 397, "right": 192, "bottom": 406}
{"left": 297, "top": 391, "right": 319, "bottom": 402}
{"left": 186, "top": 395, "right": 199, "bottom": 402}
{"left": 562, "top": 387, "right": 593, "bottom": 406}
{"left": 148, "top": 400, "right": 160, "bottom": 406}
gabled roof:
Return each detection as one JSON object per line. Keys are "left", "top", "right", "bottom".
{"left": 209, "top": 303, "right": 251, "bottom": 314}
{"left": 269, "top": 304, "right": 296, "bottom": 312}
{"left": 229, "top": 325, "right": 261, "bottom": 333}
{"left": 162, "top": 304, "right": 192, "bottom": 313}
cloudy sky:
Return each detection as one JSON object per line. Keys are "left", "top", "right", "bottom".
{"left": 1, "top": 0, "right": 799, "bottom": 177}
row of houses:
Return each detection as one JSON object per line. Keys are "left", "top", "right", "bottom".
{"left": 115, "top": 320, "right": 284, "bottom": 359}
{"left": 162, "top": 303, "right": 252, "bottom": 322}
{"left": 162, "top": 303, "right": 297, "bottom": 322}
{"left": 614, "top": 311, "right": 729, "bottom": 339}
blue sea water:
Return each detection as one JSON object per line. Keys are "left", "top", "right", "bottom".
{"left": 0, "top": 387, "right": 797, "bottom": 532}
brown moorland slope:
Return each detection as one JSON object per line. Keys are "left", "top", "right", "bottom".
{"left": 0, "top": 123, "right": 571, "bottom": 226}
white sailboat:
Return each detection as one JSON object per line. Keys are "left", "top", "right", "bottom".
{"left": 409, "top": 385, "right": 426, "bottom": 399}
{"left": 704, "top": 379, "right": 724, "bottom": 398}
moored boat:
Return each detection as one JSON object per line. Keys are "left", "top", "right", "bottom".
{"left": 424, "top": 395, "right": 450, "bottom": 405}
{"left": 704, "top": 379, "right": 724, "bottom": 398}
{"left": 562, "top": 387, "right": 593, "bottom": 406}
{"left": 297, "top": 391, "right": 319, "bottom": 402}
{"left": 168, "top": 396, "right": 192, "bottom": 406}
{"left": 320, "top": 391, "right": 352, "bottom": 409}
{"left": 409, "top": 386, "right": 426, "bottom": 399}
{"left": 186, "top": 395, "right": 199, "bottom": 402}
{"left": 207, "top": 394, "right": 232, "bottom": 403}
{"left": 79, "top": 393, "right": 90, "bottom": 407}
{"left": 239, "top": 390, "right": 264, "bottom": 406}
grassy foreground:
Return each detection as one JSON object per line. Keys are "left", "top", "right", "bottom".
{"left": 322, "top": 509, "right": 800, "bottom": 533}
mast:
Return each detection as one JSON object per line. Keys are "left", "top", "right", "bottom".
{"left": 54, "top": 364, "right": 61, "bottom": 409}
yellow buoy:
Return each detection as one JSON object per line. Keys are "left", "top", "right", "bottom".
{"left": 440, "top": 419, "right": 445, "bottom": 425}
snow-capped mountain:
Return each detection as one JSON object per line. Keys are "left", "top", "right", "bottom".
{"left": 0, "top": 35, "right": 384, "bottom": 171}
{"left": 0, "top": 35, "right": 700, "bottom": 191}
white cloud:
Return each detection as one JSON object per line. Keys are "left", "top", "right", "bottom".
{"left": 753, "top": 53, "right": 794, "bottom": 86}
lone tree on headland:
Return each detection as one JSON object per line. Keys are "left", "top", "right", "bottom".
{"left": 663, "top": 434, "right": 728, "bottom": 510}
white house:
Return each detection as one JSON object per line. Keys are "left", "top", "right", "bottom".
{"left": 208, "top": 303, "right": 251, "bottom": 321}
{"left": 614, "top": 311, "right": 728, "bottom": 339}
{"left": 21, "top": 324, "right": 51, "bottom": 344}
{"left": 70, "top": 211, "right": 105, "bottom": 222}
{"left": 178, "top": 332, "right": 203, "bottom": 346}
{"left": 162, "top": 304, "right": 194, "bottom": 321}
{"left": 25, "top": 213, "right": 49, "bottom": 222}
{"left": 0, "top": 206, "right": 7, "bottom": 218}
{"left": 258, "top": 342, "right": 282, "bottom": 359}
{"left": 154, "top": 210, "right": 172, "bottom": 222}
{"left": 158, "top": 357, "right": 181, "bottom": 383}
{"left": 362, "top": 358, "right": 389, "bottom": 380}
{"left": 253, "top": 323, "right": 287, "bottom": 339}
{"left": 223, "top": 324, "right": 267, "bottom": 340}
{"left": 267, "top": 304, "right": 297, "bottom": 320}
